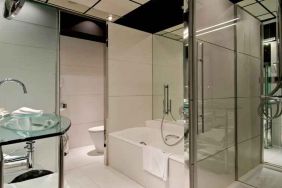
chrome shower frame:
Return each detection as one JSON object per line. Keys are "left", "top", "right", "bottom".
{"left": 187, "top": 0, "right": 198, "bottom": 188}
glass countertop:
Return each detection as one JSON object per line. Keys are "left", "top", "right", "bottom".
{"left": 0, "top": 113, "right": 71, "bottom": 146}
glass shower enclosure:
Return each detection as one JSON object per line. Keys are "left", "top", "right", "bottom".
{"left": 187, "top": 0, "right": 263, "bottom": 188}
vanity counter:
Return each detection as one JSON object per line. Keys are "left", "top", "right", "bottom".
{"left": 0, "top": 114, "right": 71, "bottom": 146}
{"left": 0, "top": 114, "right": 70, "bottom": 188}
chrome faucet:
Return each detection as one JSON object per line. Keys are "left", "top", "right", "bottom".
{"left": 0, "top": 78, "right": 27, "bottom": 93}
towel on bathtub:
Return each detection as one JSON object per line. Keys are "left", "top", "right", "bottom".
{"left": 143, "top": 145, "right": 171, "bottom": 181}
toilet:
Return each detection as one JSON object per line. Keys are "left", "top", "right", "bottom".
{"left": 88, "top": 126, "right": 104, "bottom": 153}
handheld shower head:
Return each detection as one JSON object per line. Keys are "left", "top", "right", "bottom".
{"left": 3, "top": 0, "right": 25, "bottom": 20}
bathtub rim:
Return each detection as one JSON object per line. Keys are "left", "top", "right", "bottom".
{"left": 109, "top": 127, "right": 184, "bottom": 164}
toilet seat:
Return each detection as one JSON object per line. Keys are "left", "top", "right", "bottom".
{"left": 88, "top": 126, "right": 104, "bottom": 132}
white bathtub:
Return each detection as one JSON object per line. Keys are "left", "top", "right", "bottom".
{"left": 108, "top": 120, "right": 188, "bottom": 188}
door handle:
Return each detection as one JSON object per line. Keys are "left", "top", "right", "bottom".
{"left": 198, "top": 42, "right": 205, "bottom": 134}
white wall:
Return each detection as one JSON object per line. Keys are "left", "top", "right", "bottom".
{"left": 60, "top": 36, "right": 105, "bottom": 149}
{"left": 0, "top": 0, "right": 59, "bottom": 174}
{"left": 106, "top": 23, "right": 153, "bottom": 134}
{"left": 0, "top": 0, "right": 57, "bottom": 112}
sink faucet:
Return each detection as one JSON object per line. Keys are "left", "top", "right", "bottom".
{"left": 0, "top": 78, "right": 27, "bottom": 94}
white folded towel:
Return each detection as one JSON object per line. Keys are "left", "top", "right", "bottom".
{"left": 4, "top": 157, "right": 26, "bottom": 169}
{"left": 12, "top": 107, "right": 43, "bottom": 116}
{"left": 143, "top": 145, "right": 171, "bottom": 181}
{"left": 0, "top": 108, "right": 9, "bottom": 117}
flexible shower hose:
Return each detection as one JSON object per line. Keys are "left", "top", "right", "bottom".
{"left": 161, "top": 112, "right": 184, "bottom": 146}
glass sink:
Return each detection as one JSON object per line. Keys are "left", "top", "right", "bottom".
{"left": 0, "top": 114, "right": 59, "bottom": 132}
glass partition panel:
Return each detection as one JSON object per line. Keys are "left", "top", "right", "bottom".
{"left": 190, "top": 0, "right": 273, "bottom": 187}
{"left": 0, "top": 0, "right": 59, "bottom": 183}
{"left": 152, "top": 17, "right": 186, "bottom": 188}
{"left": 235, "top": 4, "right": 262, "bottom": 184}
{"left": 189, "top": 0, "right": 237, "bottom": 188}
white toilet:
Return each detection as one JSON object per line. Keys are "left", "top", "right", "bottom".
{"left": 88, "top": 126, "right": 104, "bottom": 153}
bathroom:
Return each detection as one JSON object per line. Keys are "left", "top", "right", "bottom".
{"left": 0, "top": 0, "right": 281, "bottom": 188}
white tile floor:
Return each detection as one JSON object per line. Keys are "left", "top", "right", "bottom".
{"left": 264, "top": 147, "right": 282, "bottom": 167}
{"left": 66, "top": 146, "right": 276, "bottom": 188}
{"left": 64, "top": 145, "right": 144, "bottom": 188}
{"left": 237, "top": 165, "right": 282, "bottom": 188}
{"left": 227, "top": 182, "right": 253, "bottom": 188}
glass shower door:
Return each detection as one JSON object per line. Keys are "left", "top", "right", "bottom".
{"left": 188, "top": 0, "right": 237, "bottom": 188}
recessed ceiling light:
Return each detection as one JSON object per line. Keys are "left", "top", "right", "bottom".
{"left": 108, "top": 15, "right": 113, "bottom": 22}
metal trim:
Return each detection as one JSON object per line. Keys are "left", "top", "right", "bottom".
{"left": 188, "top": 0, "right": 198, "bottom": 187}
{"left": 129, "top": 0, "right": 142, "bottom": 5}
{"left": 260, "top": 18, "right": 264, "bottom": 165}
{"left": 83, "top": 0, "right": 102, "bottom": 14}
{"left": 0, "top": 147, "right": 3, "bottom": 188}
{"left": 234, "top": 4, "right": 239, "bottom": 181}
{"left": 56, "top": 9, "right": 60, "bottom": 115}
{"left": 255, "top": 0, "right": 276, "bottom": 18}
{"left": 104, "top": 23, "right": 109, "bottom": 166}
{"left": 58, "top": 136, "right": 64, "bottom": 188}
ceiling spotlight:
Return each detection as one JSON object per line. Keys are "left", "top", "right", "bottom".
{"left": 108, "top": 15, "right": 113, "bottom": 22}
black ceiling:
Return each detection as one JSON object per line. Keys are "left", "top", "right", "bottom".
{"left": 229, "top": 0, "right": 244, "bottom": 3}
{"left": 60, "top": 12, "right": 107, "bottom": 43}
{"left": 264, "top": 22, "right": 276, "bottom": 39}
{"left": 115, "top": 0, "right": 183, "bottom": 34}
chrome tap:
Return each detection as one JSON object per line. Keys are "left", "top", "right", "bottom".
{"left": 0, "top": 78, "right": 27, "bottom": 93}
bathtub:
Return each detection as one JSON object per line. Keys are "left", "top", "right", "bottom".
{"left": 108, "top": 120, "right": 188, "bottom": 188}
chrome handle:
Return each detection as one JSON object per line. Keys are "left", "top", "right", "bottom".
{"left": 197, "top": 42, "right": 205, "bottom": 134}
{"left": 200, "top": 43, "right": 205, "bottom": 133}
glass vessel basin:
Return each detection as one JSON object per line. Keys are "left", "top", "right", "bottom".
{"left": 0, "top": 114, "right": 59, "bottom": 132}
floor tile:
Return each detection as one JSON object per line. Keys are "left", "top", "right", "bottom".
{"left": 65, "top": 146, "right": 144, "bottom": 188}
{"left": 239, "top": 165, "right": 282, "bottom": 188}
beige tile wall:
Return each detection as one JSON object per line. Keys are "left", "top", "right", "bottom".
{"left": 60, "top": 36, "right": 105, "bottom": 148}
{"left": 152, "top": 35, "right": 183, "bottom": 120}
{"left": 107, "top": 23, "right": 152, "bottom": 133}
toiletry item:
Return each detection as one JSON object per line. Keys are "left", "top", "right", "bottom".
{"left": 12, "top": 107, "right": 43, "bottom": 116}
{"left": 0, "top": 108, "right": 10, "bottom": 119}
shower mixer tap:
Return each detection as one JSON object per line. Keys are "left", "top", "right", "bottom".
{"left": 163, "top": 84, "right": 172, "bottom": 115}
